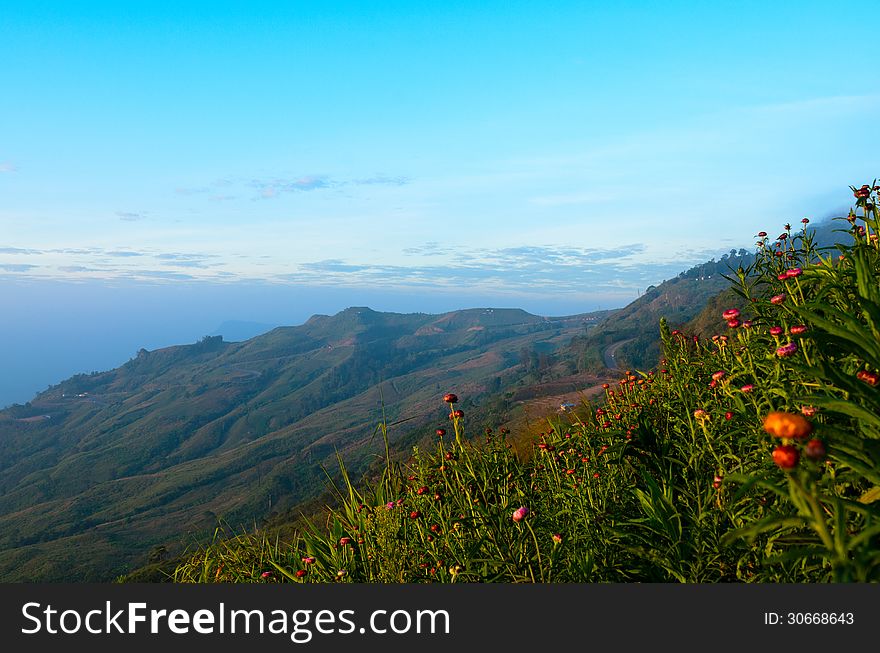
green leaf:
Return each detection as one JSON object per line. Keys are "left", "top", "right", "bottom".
{"left": 859, "top": 486, "right": 880, "bottom": 504}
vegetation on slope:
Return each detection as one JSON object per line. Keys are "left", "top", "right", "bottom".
{"left": 173, "top": 182, "right": 880, "bottom": 583}
{"left": 0, "top": 306, "right": 605, "bottom": 580}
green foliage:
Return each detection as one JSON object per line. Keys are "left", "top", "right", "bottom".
{"left": 175, "top": 183, "right": 880, "bottom": 583}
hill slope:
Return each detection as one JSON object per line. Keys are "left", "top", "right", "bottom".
{"left": 0, "top": 306, "right": 605, "bottom": 580}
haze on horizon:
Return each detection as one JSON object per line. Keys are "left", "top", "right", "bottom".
{"left": 2, "top": 1, "right": 878, "bottom": 406}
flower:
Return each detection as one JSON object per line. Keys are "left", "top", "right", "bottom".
{"left": 512, "top": 506, "right": 529, "bottom": 523}
{"left": 854, "top": 184, "right": 871, "bottom": 199}
{"left": 336, "top": 570, "right": 346, "bottom": 579}
{"left": 443, "top": 393, "right": 458, "bottom": 404}
{"left": 757, "top": 231, "right": 767, "bottom": 237}
{"left": 772, "top": 444, "right": 800, "bottom": 470}
{"left": 725, "top": 411, "right": 734, "bottom": 421}
{"left": 339, "top": 537, "right": 352, "bottom": 546}
{"left": 722, "top": 309, "right": 740, "bottom": 321}
{"left": 770, "top": 294, "right": 786, "bottom": 305}
{"left": 769, "top": 326, "right": 783, "bottom": 336}
{"left": 295, "top": 569, "right": 307, "bottom": 578}
{"left": 551, "top": 533, "right": 563, "bottom": 545}
{"left": 800, "top": 405, "right": 818, "bottom": 417}
{"left": 790, "top": 325, "right": 807, "bottom": 335}
{"left": 857, "top": 370, "right": 880, "bottom": 387}
{"left": 261, "top": 571, "right": 273, "bottom": 579}
{"left": 693, "top": 409, "right": 709, "bottom": 421}
{"left": 801, "top": 217, "right": 810, "bottom": 224}
{"left": 804, "top": 439, "right": 826, "bottom": 462}
{"left": 727, "top": 319, "right": 740, "bottom": 328}
{"left": 786, "top": 267, "right": 802, "bottom": 278}
{"left": 409, "top": 510, "right": 421, "bottom": 519}
{"left": 712, "top": 475, "right": 723, "bottom": 489}
{"left": 435, "top": 428, "right": 446, "bottom": 437}
{"left": 776, "top": 342, "right": 798, "bottom": 357}
{"left": 763, "top": 412, "right": 813, "bottom": 439}
{"left": 740, "top": 384, "right": 754, "bottom": 393}
{"left": 451, "top": 409, "right": 464, "bottom": 419}
{"left": 712, "top": 371, "right": 726, "bottom": 382}
{"left": 302, "top": 556, "right": 316, "bottom": 564}
{"left": 416, "top": 486, "right": 429, "bottom": 495}
{"left": 385, "top": 501, "right": 395, "bottom": 510}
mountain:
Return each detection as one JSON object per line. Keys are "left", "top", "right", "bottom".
{"left": 0, "top": 306, "right": 606, "bottom": 581}
{"left": 565, "top": 218, "right": 849, "bottom": 372}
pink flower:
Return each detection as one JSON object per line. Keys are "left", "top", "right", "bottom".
{"left": 512, "top": 506, "right": 529, "bottom": 523}
{"left": 776, "top": 342, "right": 798, "bottom": 357}
{"left": 769, "top": 326, "right": 783, "bottom": 336}
{"left": 722, "top": 309, "right": 740, "bottom": 321}
{"left": 302, "top": 556, "right": 316, "bottom": 564}
{"left": 727, "top": 319, "right": 740, "bottom": 328}
{"left": 261, "top": 571, "right": 273, "bottom": 579}
{"left": 790, "top": 325, "right": 807, "bottom": 335}
{"left": 712, "top": 371, "right": 725, "bottom": 382}
{"left": 770, "top": 294, "right": 786, "bottom": 305}
{"left": 786, "top": 267, "right": 802, "bottom": 278}
{"left": 740, "top": 384, "right": 754, "bottom": 393}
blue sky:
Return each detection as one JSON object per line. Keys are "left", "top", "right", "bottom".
{"left": 1, "top": 1, "right": 878, "bottom": 404}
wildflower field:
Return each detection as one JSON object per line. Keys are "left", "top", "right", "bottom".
{"left": 174, "top": 183, "right": 880, "bottom": 583}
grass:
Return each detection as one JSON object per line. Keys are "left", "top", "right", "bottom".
{"left": 171, "top": 181, "right": 880, "bottom": 583}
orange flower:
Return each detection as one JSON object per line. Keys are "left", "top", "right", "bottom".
{"left": 763, "top": 411, "right": 813, "bottom": 439}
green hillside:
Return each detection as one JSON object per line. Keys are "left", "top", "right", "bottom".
{"left": 0, "top": 306, "right": 606, "bottom": 580}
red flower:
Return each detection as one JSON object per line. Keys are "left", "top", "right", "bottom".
{"left": 722, "top": 308, "right": 740, "bottom": 321}
{"left": 713, "top": 475, "right": 723, "bottom": 489}
{"left": 770, "top": 294, "right": 786, "bottom": 305}
{"left": 339, "top": 537, "right": 352, "bottom": 546}
{"left": 854, "top": 185, "right": 871, "bottom": 199}
{"left": 757, "top": 231, "right": 767, "bottom": 237}
{"left": 512, "top": 506, "right": 529, "bottom": 522}
{"left": 409, "top": 510, "right": 421, "bottom": 519}
{"left": 769, "top": 326, "right": 783, "bottom": 336}
{"left": 772, "top": 444, "right": 800, "bottom": 469}
{"left": 801, "top": 218, "right": 809, "bottom": 224}
{"left": 727, "top": 319, "right": 740, "bottom": 328}
{"left": 416, "top": 486, "right": 429, "bottom": 495}
{"left": 776, "top": 342, "right": 798, "bottom": 357}
{"left": 785, "top": 267, "right": 802, "bottom": 278}
{"left": 725, "top": 411, "right": 733, "bottom": 421}
{"left": 450, "top": 409, "right": 464, "bottom": 419}
{"left": 740, "top": 384, "right": 754, "bottom": 393}
{"left": 804, "top": 439, "right": 826, "bottom": 462}
{"left": 857, "top": 370, "right": 880, "bottom": 387}
{"left": 435, "top": 428, "right": 446, "bottom": 437}
{"left": 295, "top": 569, "right": 307, "bottom": 578}
{"left": 790, "top": 325, "right": 807, "bottom": 335}
{"left": 443, "top": 393, "right": 458, "bottom": 404}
